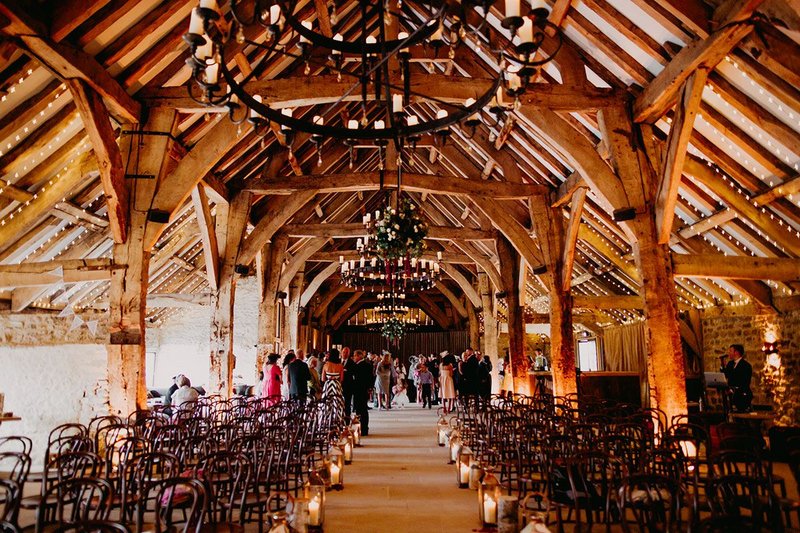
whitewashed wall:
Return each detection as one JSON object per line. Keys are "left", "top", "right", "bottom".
{"left": 0, "top": 344, "right": 108, "bottom": 459}
{"left": 147, "top": 277, "right": 259, "bottom": 390}
{"left": 0, "top": 277, "right": 261, "bottom": 457}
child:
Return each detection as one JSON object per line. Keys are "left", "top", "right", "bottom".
{"left": 392, "top": 378, "right": 409, "bottom": 408}
{"left": 417, "top": 364, "right": 434, "bottom": 409}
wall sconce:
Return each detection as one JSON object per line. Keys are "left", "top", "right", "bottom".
{"left": 763, "top": 340, "right": 781, "bottom": 369}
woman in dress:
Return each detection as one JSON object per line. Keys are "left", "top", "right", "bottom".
{"left": 439, "top": 351, "right": 457, "bottom": 414}
{"left": 375, "top": 353, "right": 395, "bottom": 410}
{"left": 322, "top": 349, "right": 345, "bottom": 414}
{"left": 261, "top": 353, "right": 282, "bottom": 406}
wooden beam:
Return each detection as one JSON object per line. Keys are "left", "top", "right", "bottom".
{"left": 191, "top": 184, "right": 220, "bottom": 290}
{"left": 672, "top": 254, "right": 800, "bottom": 281}
{"left": 145, "top": 118, "right": 252, "bottom": 247}
{"left": 497, "top": 235, "right": 529, "bottom": 394}
{"left": 654, "top": 69, "right": 708, "bottom": 243}
{"left": 468, "top": 196, "right": 545, "bottom": 270}
{"left": 329, "top": 292, "right": 365, "bottom": 330}
{"left": 440, "top": 264, "right": 482, "bottom": 309}
{"left": 278, "top": 238, "right": 328, "bottom": 293}
{"left": 67, "top": 79, "right": 128, "bottom": 243}
{"left": 573, "top": 295, "right": 645, "bottom": 309}
{"left": 238, "top": 191, "right": 318, "bottom": 267}
{"left": 0, "top": 152, "right": 98, "bottom": 255}
{"left": 246, "top": 172, "right": 547, "bottom": 199}
{"left": 280, "top": 223, "right": 496, "bottom": 241}
{"left": 146, "top": 293, "right": 211, "bottom": 308}
{"left": 633, "top": 0, "right": 766, "bottom": 122}
{"left": 257, "top": 234, "right": 289, "bottom": 364}
{"left": 561, "top": 188, "right": 587, "bottom": 291}
{"left": 552, "top": 172, "right": 587, "bottom": 208}
{"left": 140, "top": 75, "right": 625, "bottom": 111}
{"left": 300, "top": 262, "right": 340, "bottom": 308}
{"left": 0, "top": 258, "right": 112, "bottom": 287}
{"left": 0, "top": 1, "right": 140, "bottom": 122}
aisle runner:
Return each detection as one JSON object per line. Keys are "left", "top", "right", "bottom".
{"left": 325, "top": 405, "right": 479, "bottom": 533}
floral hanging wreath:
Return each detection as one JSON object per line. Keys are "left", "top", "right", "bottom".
{"left": 373, "top": 200, "right": 428, "bottom": 260}
{"left": 381, "top": 316, "right": 405, "bottom": 341}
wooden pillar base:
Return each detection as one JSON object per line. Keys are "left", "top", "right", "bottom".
{"left": 106, "top": 342, "right": 146, "bottom": 415}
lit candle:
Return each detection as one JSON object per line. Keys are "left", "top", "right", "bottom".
{"left": 365, "top": 35, "right": 376, "bottom": 45}
{"left": 250, "top": 95, "right": 263, "bottom": 118}
{"left": 348, "top": 119, "right": 359, "bottom": 129}
{"left": 518, "top": 17, "right": 534, "bottom": 43}
{"left": 339, "top": 255, "right": 344, "bottom": 264}
{"left": 392, "top": 94, "right": 403, "bottom": 113}
{"left": 313, "top": 115, "right": 323, "bottom": 125}
{"left": 507, "top": 73, "right": 522, "bottom": 90}
{"left": 437, "top": 251, "right": 443, "bottom": 260}
{"left": 308, "top": 496, "right": 321, "bottom": 526}
{"left": 330, "top": 463, "right": 341, "bottom": 484}
{"left": 374, "top": 120, "right": 385, "bottom": 129}
{"left": 530, "top": 0, "right": 550, "bottom": 15}
{"left": 459, "top": 463, "right": 469, "bottom": 484}
{"left": 189, "top": 8, "right": 204, "bottom": 35}
{"left": 505, "top": 0, "right": 520, "bottom": 17}
{"left": 344, "top": 441, "right": 353, "bottom": 462}
{"left": 196, "top": 40, "right": 213, "bottom": 62}
{"left": 300, "top": 20, "right": 312, "bottom": 43}
{"left": 407, "top": 115, "right": 419, "bottom": 127}
{"left": 398, "top": 31, "right": 409, "bottom": 53}
{"left": 204, "top": 63, "right": 219, "bottom": 84}
{"left": 371, "top": 258, "right": 377, "bottom": 267}
{"left": 374, "top": 210, "right": 380, "bottom": 219}
{"left": 360, "top": 257, "right": 365, "bottom": 268}
{"left": 269, "top": 5, "right": 281, "bottom": 25}
{"left": 411, "top": 257, "right": 417, "bottom": 267}
{"left": 483, "top": 494, "right": 497, "bottom": 524}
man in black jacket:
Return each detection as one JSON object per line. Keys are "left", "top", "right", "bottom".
{"left": 352, "top": 350, "right": 372, "bottom": 436}
{"left": 342, "top": 348, "right": 357, "bottom": 419}
{"left": 287, "top": 353, "right": 311, "bottom": 401}
{"left": 721, "top": 344, "right": 753, "bottom": 412}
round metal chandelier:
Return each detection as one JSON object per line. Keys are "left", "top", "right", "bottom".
{"left": 184, "top": 0, "right": 563, "bottom": 147}
{"left": 338, "top": 252, "right": 441, "bottom": 292}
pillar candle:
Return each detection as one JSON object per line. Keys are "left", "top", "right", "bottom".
{"left": 189, "top": 8, "right": 204, "bottom": 35}
{"left": 505, "top": 0, "right": 520, "bottom": 17}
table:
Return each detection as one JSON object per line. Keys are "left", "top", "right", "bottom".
{"left": 730, "top": 411, "right": 775, "bottom": 435}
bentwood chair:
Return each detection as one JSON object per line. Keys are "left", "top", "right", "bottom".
{"left": 617, "top": 473, "right": 682, "bottom": 532}
{"left": 35, "top": 477, "right": 114, "bottom": 533}
{"left": 0, "top": 479, "right": 21, "bottom": 531}
{"left": 136, "top": 478, "right": 206, "bottom": 533}
{"left": 52, "top": 521, "right": 130, "bottom": 533}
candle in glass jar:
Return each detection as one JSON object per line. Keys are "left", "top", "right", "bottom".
{"left": 308, "top": 496, "right": 321, "bottom": 525}
{"left": 483, "top": 494, "right": 497, "bottom": 524}
{"left": 330, "top": 463, "right": 341, "bottom": 484}
{"left": 459, "top": 462, "right": 469, "bottom": 484}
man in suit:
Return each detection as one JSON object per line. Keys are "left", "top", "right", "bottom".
{"left": 353, "top": 350, "right": 372, "bottom": 436}
{"left": 287, "top": 352, "right": 311, "bottom": 401}
{"left": 342, "top": 348, "right": 357, "bottom": 420}
{"left": 721, "top": 343, "right": 753, "bottom": 412}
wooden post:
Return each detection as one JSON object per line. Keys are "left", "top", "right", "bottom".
{"left": 286, "top": 269, "right": 305, "bottom": 351}
{"left": 478, "top": 272, "right": 499, "bottom": 391}
{"left": 529, "top": 195, "right": 578, "bottom": 398}
{"left": 106, "top": 109, "right": 175, "bottom": 415}
{"left": 208, "top": 191, "right": 252, "bottom": 397}
{"left": 257, "top": 233, "right": 288, "bottom": 369}
{"left": 600, "top": 106, "right": 688, "bottom": 422}
{"left": 497, "top": 236, "right": 529, "bottom": 394}
{"left": 466, "top": 297, "right": 480, "bottom": 351}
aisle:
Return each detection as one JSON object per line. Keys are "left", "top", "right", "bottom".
{"left": 325, "top": 404, "right": 480, "bottom": 533}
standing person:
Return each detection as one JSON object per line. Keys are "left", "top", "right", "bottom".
{"left": 261, "top": 353, "right": 282, "bottom": 406}
{"left": 281, "top": 353, "right": 294, "bottom": 399}
{"left": 721, "top": 344, "right": 753, "bottom": 412}
{"left": 459, "top": 349, "right": 480, "bottom": 397}
{"left": 429, "top": 354, "right": 440, "bottom": 405}
{"left": 322, "top": 349, "right": 345, "bottom": 398}
{"left": 439, "top": 351, "right": 456, "bottom": 414}
{"left": 375, "top": 353, "right": 395, "bottom": 410}
{"left": 353, "top": 350, "right": 372, "bottom": 436}
{"left": 342, "top": 347, "right": 356, "bottom": 420}
{"left": 478, "top": 355, "right": 493, "bottom": 400}
{"left": 287, "top": 352, "right": 311, "bottom": 401}
{"left": 417, "top": 363, "right": 434, "bottom": 409}
{"left": 307, "top": 355, "right": 322, "bottom": 400}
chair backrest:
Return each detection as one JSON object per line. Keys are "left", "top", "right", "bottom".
{"left": 119, "top": 452, "right": 181, "bottom": 521}
{"left": 137, "top": 477, "right": 205, "bottom": 533}
{"left": 197, "top": 451, "right": 251, "bottom": 523}
{"left": 618, "top": 472, "right": 681, "bottom": 532}
{"left": 87, "top": 416, "right": 123, "bottom": 452}
{"left": 49, "top": 451, "right": 101, "bottom": 484}
{"left": 52, "top": 520, "right": 131, "bottom": 533}
{"left": 0, "top": 453, "right": 30, "bottom": 486}
{"left": 0, "top": 438, "right": 31, "bottom": 457}
{"left": 709, "top": 449, "right": 763, "bottom": 478}
{"left": 36, "top": 477, "right": 114, "bottom": 532}
{"left": 706, "top": 474, "right": 780, "bottom": 529}
{"left": 0, "top": 479, "right": 21, "bottom": 526}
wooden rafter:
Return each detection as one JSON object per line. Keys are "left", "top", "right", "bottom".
{"left": 191, "top": 184, "right": 220, "bottom": 290}
{"left": 672, "top": 254, "right": 800, "bottom": 281}
{"left": 561, "top": 187, "right": 587, "bottom": 291}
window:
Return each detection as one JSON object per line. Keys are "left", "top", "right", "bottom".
{"left": 578, "top": 339, "right": 599, "bottom": 372}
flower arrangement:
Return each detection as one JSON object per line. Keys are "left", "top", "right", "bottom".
{"left": 381, "top": 316, "right": 405, "bottom": 340}
{"left": 373, "top": 200, "right": 427, "bottom": 260}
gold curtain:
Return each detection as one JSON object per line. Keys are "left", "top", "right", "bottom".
{"left": 603, "top": 322, "right": 647, "bottom": 372}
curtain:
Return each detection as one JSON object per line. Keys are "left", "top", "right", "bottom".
{"left": 335, "top": 330, "right": 468, "bottom": 366}
{"left": 603, "top": 322, "right": 647, "bottom": 373}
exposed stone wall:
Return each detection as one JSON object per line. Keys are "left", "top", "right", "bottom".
{"left": 702, "top": 309, "right": 800, "bottom": 426}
